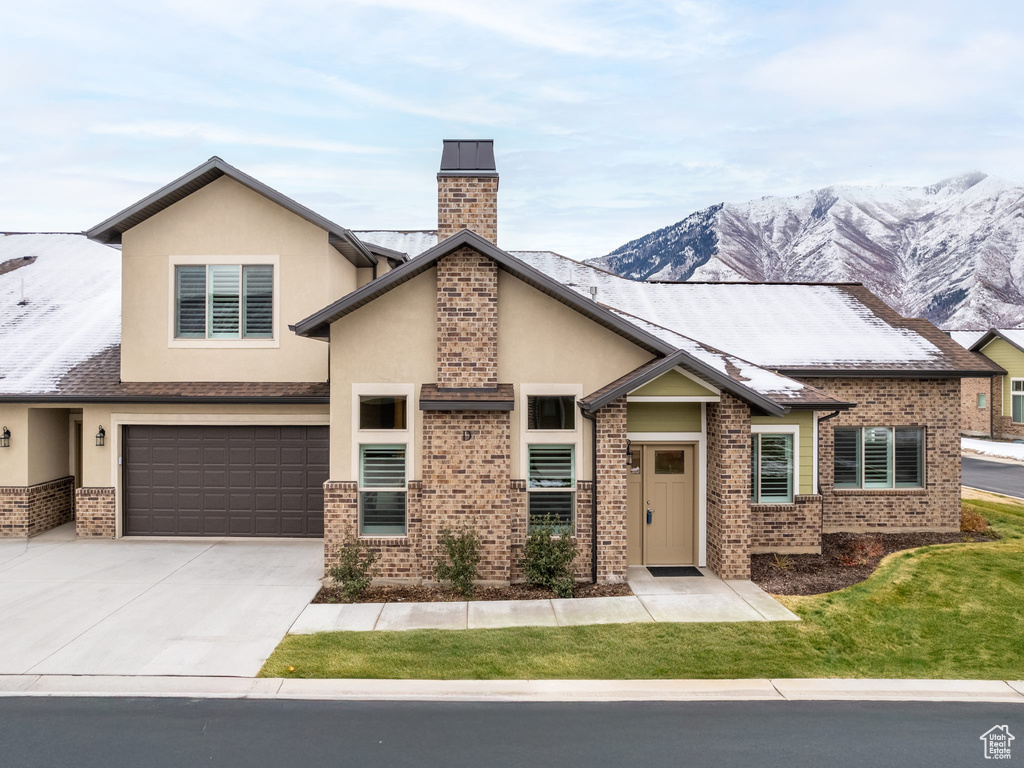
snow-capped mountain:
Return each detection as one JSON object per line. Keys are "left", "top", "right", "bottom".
{"left": 587, "top": 173, "right": 1024, "bottom": 329}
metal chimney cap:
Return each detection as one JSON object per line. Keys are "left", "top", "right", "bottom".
{"left": 439, "top": 140, "right": 498, "bottom": 177}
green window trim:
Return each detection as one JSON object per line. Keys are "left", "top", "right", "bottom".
{"left": 1012, "top": 380, "right": 1024, "bottom": 424}
{"left": 359, "top": 444, "right": 407, "bottom": 536}
{"left": 833, "top": 427, "right": 924, "bottom": 489}
{"left": 527, "top": 444, "right": 574, "bottom": 530}
{"left": 751, "top": 433, "right": 794, "bottom": 504}
{"left": 174, "top": 264, "right": 274, "bottom": 340}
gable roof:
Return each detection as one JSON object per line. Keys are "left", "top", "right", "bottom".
{"left": 971, "top": 329, "right": 1024, "bottom": 357}
{"left": 86, "top": 157, "right": 378, "bottom": 268}
{"left": 513, "top": 251, "right": 1000, "bottom": 377}
{"left": 293, "top": 229, "right": 850, "bottom": 416}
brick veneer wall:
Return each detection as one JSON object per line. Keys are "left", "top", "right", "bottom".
{"left": 437, "top": 175, "right": 498, "bottom": 244}
{"left": 706, "top": 392, "right": 752, "bottom": 579}
{"left": 805, "top": 377, "right": 961, "bottom": 531}
{"left": 0, "top": 476, "right": 75, "bottom": 538}
{"left": 420, "top": 409, "right": 512, "bottom": 582}
{"left": 750, "top": 495, "right": 822, "bottom": 553}
{"left": 595, "top": 398, "right": 628, "bottom": 582}
{"left": 961, "top": 376, "right": 992, "bottom": 436}
{"left": 436, "top": 248, "right": 498, "bottom": 388}
{"left": 75, "top": 487, "right": 116, "bottom": 538}
{"left": 509, "top": 480, "right": 593, "bottom": 582}
{"left": 990, "top": 375, "right": 1024, "bottom": 439}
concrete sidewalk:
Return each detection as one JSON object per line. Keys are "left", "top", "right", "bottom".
{"left": 1, "top": 675, "right": 1022, "bottom": 703}
{"left": 290, "top": 567, "right": 798, "bottom": 633}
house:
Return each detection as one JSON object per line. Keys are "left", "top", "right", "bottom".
{"left": 0, "top": 141, "right": 999, "bottom": 582}
{"left": 951, "top": 330, "right": 1024, "bottom": 439}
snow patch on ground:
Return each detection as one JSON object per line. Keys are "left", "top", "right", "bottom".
{"left": 962, "top": 437, "right": 1024, "bottom": 461}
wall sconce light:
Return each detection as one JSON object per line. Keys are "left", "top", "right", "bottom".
{"left": 0, "top": 426, "right": 10, "bottom": 448}
{"left": 95, "top": 426, "right": 106, "bottom": 447}
{"left": 624, "top": 438, "right": 632, "bottom": 467}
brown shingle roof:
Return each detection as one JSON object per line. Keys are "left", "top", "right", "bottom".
{"left": 419, "top": 383, "right": 515, "bottom": 411}
{"left": 0, "top": 345, "right": 329, "bottom": 402}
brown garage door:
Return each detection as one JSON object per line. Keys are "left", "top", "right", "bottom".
{"left": 123, "top": 425, "right": 328, "bottom": 537}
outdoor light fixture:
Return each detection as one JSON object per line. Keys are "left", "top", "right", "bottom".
{"left": 0, "top": 426, "right": 9, "bottom": 448}
{"left": 95, "top": 426, "right": 105, "bottom": 447}
{"left": 625, "top": 438, "right": 632, "bottom": 467}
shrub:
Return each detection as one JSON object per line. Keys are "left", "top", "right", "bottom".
{"left": 328, "top": 535, "right": 379, "bottom": 603}
{"left": 961, "top": 505, "right": 990, "bottom": 533}
{"left": 771, "top": 553, "right": 793, "bottom": 571}
{"left": 838, "top": 538, "right": 884, "bottom": 567}
{"left": 519, "top": 514, "right": 578, "bottom": 598}
{"left": 433, "top": 525, "right": 483, "bottom": 598}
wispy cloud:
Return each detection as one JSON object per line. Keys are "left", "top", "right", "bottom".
{"left": 91, "top": 121, "right": 394, "bottom": 154}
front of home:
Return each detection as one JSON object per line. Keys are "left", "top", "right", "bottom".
{"left": 952, "top": 329, "right": 1024, "bottom": 439}
{"left": 0, "top": 141, "right": 999, "bottom": 581}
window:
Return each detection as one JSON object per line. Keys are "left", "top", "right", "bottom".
{"left": 833, "top": 427, "right": 924, "bottom": 489}
{"left": 174, "top": 264, "right": 273, "bottom": 340}
{"left": 360, "top": 396, "right": 407, "bottom": 430}
{"left": 1013, "top": 380, "right": 1024, "bottom": 424}
{"left": 359, "top": 445, "right": 407, "bottom": 535}
{"left": 527, "top": 444, "right": 574, "bottom": 529}
{"left": 751, "top": 433, "right": 794, "bottom": 503}
{"left": 977, "top": 393, "right": 987, "bottom": 409}
{"left": 654, "top": 449, "right": 685, "bottom": 474}
{"left": 527, "top": 396, "right": 575, "bottom": 430}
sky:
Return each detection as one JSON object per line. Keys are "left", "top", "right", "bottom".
{"left": 1, "top": 0, "right": 1022, "bottom": 259}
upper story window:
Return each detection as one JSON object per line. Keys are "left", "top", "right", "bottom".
{"left": 174, "top": 264, "right": 273, "bottom": 340}
{"left": 359, "top": 396, "right": 407, "bottom": 430}
{"left": 527, "top": 395, "right": 575, "bottom": 430}
{"left": 834, "top": 426, "right": 924, "bottom": 489}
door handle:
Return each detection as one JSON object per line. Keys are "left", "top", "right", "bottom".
{"left": 646, "top": 508, "right": 653, "bottom": 524}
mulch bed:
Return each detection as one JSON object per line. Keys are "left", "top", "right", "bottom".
{"left": 751, "top": 530, "right": 999, "bottom": 596}
{"left": 313, "top": 581, "right": 633, "bottom": 604}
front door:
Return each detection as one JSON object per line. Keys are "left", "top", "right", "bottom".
{"left": 642, "top": 444, "right": 696, "bottom": 565}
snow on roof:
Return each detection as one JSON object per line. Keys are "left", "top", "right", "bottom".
{"left": 950, "top": 330, "right": 987, "bottom": 349}
{"left": 604, "top": 307, "right": 814, "bottom": 401}
{"left": 0, "top": 234, "right": 121, "bottom": 394}
{"left": 514, "top": 251, "right": 942, "bottom": 369}
{"left": 355, "top": 230, "right": 438, "bottom": 258}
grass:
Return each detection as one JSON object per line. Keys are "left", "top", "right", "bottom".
{"left": 260, "top": 495, "right": 1024, "bottom": 680}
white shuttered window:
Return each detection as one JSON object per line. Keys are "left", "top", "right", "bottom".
{"left": 174, "top": 264, "right": 274, "bottom": 340}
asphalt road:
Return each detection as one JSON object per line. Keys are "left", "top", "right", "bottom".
{"left": 963, "top": 455, "right": 1024, "bottom": 498}
{"left": 2, "top": 697, "right": 1021, "bottom": 767}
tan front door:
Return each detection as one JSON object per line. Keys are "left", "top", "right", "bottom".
{"left": 642, "top": 444, "right": 697, "bottom": 565}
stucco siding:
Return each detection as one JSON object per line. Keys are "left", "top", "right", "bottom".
{"left": 120, "top": 176, "right": 356, "bottom": 383}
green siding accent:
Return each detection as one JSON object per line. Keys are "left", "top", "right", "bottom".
{"left": 630, "top": 369, "right": 717, "bottom": 398}
{"left": 627, "top": 402, "right": 702, "bottom": 432}
{"left": 751, "top": 411, "right": 815, "bottom": 495}
{"left": 979, "top": 338, "right": 1024, "bottom": 418}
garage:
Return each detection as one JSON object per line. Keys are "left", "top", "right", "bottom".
{"left": 123, "top": 425, "right": 329, "bottom": 537}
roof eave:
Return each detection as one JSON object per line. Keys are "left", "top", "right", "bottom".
{"left": 774, "top": 367, "right": 1005, "bottom": 378}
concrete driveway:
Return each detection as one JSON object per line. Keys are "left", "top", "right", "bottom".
{"left": 0, "top": 524, "right": 321, "bottom": 677}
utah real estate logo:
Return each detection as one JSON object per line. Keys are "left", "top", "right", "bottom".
{"left": 980, "top": 725, "right": 1014, "bottom": 760}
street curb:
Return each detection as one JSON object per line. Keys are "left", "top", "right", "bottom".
{"left": 1, "top": 676, "right": 1023, "bottom": 703}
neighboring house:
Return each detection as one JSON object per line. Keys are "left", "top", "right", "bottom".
{"left": 952, "top": 329, "right": 1024, "bottom": 439}
{"left": 0, "top": 141, "right": 1000, "bottom": 582}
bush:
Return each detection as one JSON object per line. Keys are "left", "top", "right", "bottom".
{"left": 961, "top": 505, "right": 990, "bottom": 533}
{"left": 519, "top": 514, "right": 578, "bottom": 598}
{"left": 433, "top": 525, "right": 482, "bottom": 598}
{"left": 328, "top": 535, "right": 379, "bottom": 603}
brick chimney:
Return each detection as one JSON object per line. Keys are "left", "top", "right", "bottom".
{"left": 437, "top": 139, "right": 498, "bottom": 244}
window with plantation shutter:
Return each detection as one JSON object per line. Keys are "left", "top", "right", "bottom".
{"left": 832, "top": 426, "right": 923, "bottom": 489}
{"left": 751, "top": 433, "right": 793, "bottom": 503}
{"left": 242, "top": 265, "right": 273, "bottom": 338}
{"left": 173, "top": 263, "right": 274, "bottom": 340}
{"left": 359, "top": 445, "right": 407, "bottom": 535}
{"left": 527, "top": 444, "right": 574, "bottom": 529}
{"left": 1013, "top": 380, "right": 1024, "bottom": 424}
{"left": 833, "top": 428, "right": 861, "bottom": 488}
{"left": 175, "top": 266, "right": 206, "bottom": 338}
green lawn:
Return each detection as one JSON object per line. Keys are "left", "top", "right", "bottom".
{"left": 261, "top": 496, "right": 1024, "bottom": 680}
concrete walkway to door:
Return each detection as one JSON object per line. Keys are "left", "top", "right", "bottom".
{"left": 290, "top": 566, "right": 797, "bottom": 633}
{"left": 0, "top": 523, "right": 322, "bottom": 678}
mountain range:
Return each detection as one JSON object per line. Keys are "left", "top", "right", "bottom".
{"left": 586, "top": 172, "right": 1024, "bottom": 330}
